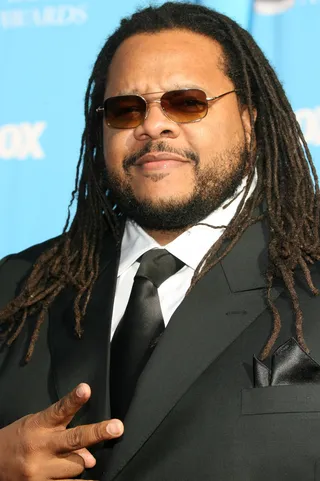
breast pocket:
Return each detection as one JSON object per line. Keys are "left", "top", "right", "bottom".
{"left": 242, "top": 384, "right": 320, "bottom": 415}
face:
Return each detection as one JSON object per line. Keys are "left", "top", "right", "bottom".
{"left": 102, "top": 29, "right": 253, "bottom": 231}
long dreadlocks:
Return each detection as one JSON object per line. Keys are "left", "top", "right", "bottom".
{"left": 1, "top": 2, "right": 319, "bottom": 362}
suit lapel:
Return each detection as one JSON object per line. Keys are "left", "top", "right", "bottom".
{"left": 49, "top": 229, "right": 120, "bottom": 426}
{"left": 105, "top": 219, "right": 283, "bottom": 481}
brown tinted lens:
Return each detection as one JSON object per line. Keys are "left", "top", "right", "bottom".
{"left": 104, "top": 95, "right": 146, "bottom": 128}
{"left": 161, "top": 89, "right": 208, "bottom": 123}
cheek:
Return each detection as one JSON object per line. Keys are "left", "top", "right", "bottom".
{"left": 184, "top": 112, "right": 245, "bottom": 163}
{"left": 103, "top": 128, "right": 132, "bottom": 172}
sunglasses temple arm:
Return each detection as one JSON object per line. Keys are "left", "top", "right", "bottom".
{"left": 207, "top": 89, "right": 238, "bottom": 102}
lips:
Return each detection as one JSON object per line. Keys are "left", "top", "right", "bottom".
{"left": 134, "top": 152, "right": 189, "bottom": 166}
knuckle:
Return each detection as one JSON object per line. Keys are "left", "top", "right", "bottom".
{"left": 23, "top": 410, "right": 46, "bottom": 430}
{"left": 66, "top": 427, "right": 83, "bottom": 449}
{"left": 49, "top": 396, "right": 72, "bottom": 423}
{"left": 93, "top": 423, "right": 104, "bottom": 442}
{"left": 52, "top": 399, "right": 66, "bottom": 420}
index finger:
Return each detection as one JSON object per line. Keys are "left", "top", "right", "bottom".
{"left": 36, "top": 383, "right": 91, "bottom": 428}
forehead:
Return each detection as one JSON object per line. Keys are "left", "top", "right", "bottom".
{"left": 105, "top": 29, "right": 230, "bottom": 97}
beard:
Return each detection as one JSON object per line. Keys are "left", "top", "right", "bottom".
{"left": 104, "top": 141, "right": 248, "bottom": 231}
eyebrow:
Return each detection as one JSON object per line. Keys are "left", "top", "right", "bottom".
{"left": 115, "top": 83, "right": 206, "bottom": 96}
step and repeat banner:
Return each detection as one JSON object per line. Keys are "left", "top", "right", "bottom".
{"left": 1, "top": 0, "right": 320, "bottom": 258}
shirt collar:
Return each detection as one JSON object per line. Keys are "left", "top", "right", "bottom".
{"left": 118, "top": 170, "right": 258, "bottom": 276}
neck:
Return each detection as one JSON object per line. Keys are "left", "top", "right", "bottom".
{"left": 144, "top": 227, "right": 188, "bottom": 246}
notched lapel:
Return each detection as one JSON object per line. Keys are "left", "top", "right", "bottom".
{"left": 49, "top": 232, "right": 120, "bottom": 426}
{"left": 105, "top": 220, "right": 282, "bottom": 481}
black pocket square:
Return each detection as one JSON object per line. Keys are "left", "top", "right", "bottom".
{"left": 253, "top": 337, "right": 320, "bottom": 387}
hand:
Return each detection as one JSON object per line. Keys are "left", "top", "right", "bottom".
{"left": 0, "top": 383, "right": 124, "bottom": 481}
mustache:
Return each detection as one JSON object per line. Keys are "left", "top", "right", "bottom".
{"left": 123, "top": 141, "right": 199, "bottom": 171}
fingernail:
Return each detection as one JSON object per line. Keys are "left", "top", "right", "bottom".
{"left": 76, "top": 384, "right": 86, "bottom": 397}
{"left": 107, "top": 422, "right": 123, "bottom": 436}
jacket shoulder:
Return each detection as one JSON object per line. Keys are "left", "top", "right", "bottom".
{"left": 0, "top": 236, "right": 62, "bottom": 308}
{"left": 1, "top": 235, "right": 62, "bottom": 265}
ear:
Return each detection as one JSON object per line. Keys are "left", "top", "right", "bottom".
{"left": 240, "top": 105, "right": 257, "bottom": 149}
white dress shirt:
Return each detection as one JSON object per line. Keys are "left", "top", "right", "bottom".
{"left": 110, "top": 170, "right": 257, "bottom": 340}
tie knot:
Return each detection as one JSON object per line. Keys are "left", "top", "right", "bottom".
{"left": 136, "top": 249, "right": 184, "bottom": 288}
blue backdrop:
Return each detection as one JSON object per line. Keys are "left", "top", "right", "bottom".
{"left": 1, "top": 0, "right": 320, "bottom": 258}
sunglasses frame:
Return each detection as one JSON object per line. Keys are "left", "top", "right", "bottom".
{"left": 96, "top": 88, "right": 239, "bottom": 129}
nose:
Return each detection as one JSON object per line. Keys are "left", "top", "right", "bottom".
{"left": 133, "top": 100, "right": 180, "bottom": 141}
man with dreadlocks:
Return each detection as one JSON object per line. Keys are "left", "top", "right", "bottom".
{"left": 1, "top": 2, "right": 320, "bottom": 481}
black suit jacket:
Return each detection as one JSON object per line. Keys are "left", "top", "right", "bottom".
{"left": 2, "top": 220, "right": 320, "bottom": 481}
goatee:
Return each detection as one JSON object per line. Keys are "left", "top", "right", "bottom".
{"left": 105, "top": 143, "right": 248, "bottom": 231}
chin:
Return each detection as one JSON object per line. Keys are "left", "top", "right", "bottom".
{"left": 137, "top": 193, "right": 188, "bottom": 207}
{"left": 135, "top": 183, "right": 191, "bottom": 199}
{"left": 133, "top": 178, "right": 192, "bottom": 198}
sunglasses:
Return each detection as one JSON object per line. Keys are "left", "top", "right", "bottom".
{"left": 96, "top": 88, "right": 238, "bottom": 129}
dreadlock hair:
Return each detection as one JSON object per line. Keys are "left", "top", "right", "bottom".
{"left": 1, "top": 1, "right": 319, "bottom": 363}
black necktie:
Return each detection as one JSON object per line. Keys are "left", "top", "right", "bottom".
{"left": 110, "top": 249, "right": 184, "bottom": 420}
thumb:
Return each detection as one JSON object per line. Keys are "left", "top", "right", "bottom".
{"left": 74, "top": 447, "right": 96, "bottom": 469}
